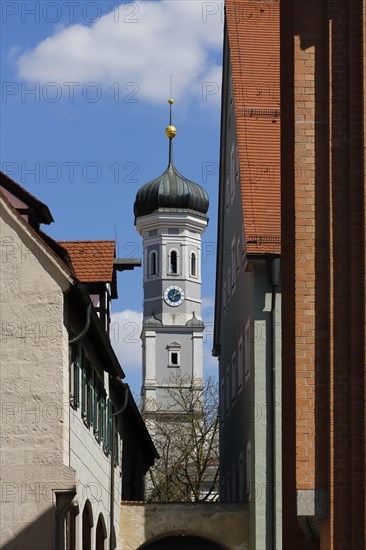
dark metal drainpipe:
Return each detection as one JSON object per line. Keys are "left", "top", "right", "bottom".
{"left": 267, "top": 256, "right": 280, "bottom": 550}
{"left": 110, "top": 382, "right": 129, "bottom": 550}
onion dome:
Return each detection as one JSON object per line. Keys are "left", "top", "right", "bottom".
{"left": 185, "top": 311, "right": 205, "bottom": 328}
{"left": 144, "top": 311, "right": 162, "bottom": 327}
{"left": 134, "top": 163, "right": 209, "bottom": 220}
{"left": 133, "top": 98, "right": 209, "bottom": 221}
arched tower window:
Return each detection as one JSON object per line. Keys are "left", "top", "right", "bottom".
{"left": 170, "top": 250, "right": 178, "bottom": 274}
{"left": 149, "top": 251, "right": 157, "bottom": 276}
{"left": 191, "top": 252, "right": 197, "bottom": 277}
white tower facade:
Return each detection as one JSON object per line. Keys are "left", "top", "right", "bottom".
{"left": 134, "top": 113, "right": 209, "bottom": 411}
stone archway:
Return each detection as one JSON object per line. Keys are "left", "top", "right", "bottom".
{"left": 140, "top": 534, "right": 226, "bottom": 549}
{"left": 120, "top": 502, "right": 248, "bottom": 550}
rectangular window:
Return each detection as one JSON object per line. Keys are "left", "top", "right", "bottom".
{"left": 238, "top": 336, "right": 243, "bottom": 391}
{"left": 168, "top": 348, "right": 180, "bottom": 368}
{"left": 231, "top": 352, "right": 237, "bottom": 402}
{"left": 245, "top": 320, "right": 251, "bottom": 382}
{"left": 246, "top": 442, "right": 251, "bottom": 502}
{"left": 167, "top": 228, "right": 180, "bottom": 235}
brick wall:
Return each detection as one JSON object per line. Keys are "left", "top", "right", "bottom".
{"left": 281, "top": 0, "right": 365, "bottom": 548}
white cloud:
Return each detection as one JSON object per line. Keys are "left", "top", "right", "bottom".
{"left": 16, "top": 0, "right": 223, "bottom": 104}
{"left": 110, "top": 309, "right": 143, "bottom": 370}
{"left": 202, "top": 296, "right": 215, "bottom": 310}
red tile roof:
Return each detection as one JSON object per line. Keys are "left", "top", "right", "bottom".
{"left": 60, "top": 240, "right": 116, "bottom": 283}
{"left": 226, "top": 0, "right": 281, "bottom": 254}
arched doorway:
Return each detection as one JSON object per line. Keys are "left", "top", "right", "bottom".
{"left": 141, "top": 535, "right": 225, "bottom": 549}
{"left": 82, "top": 501, "right": 93, "bottom": 550}
{"left": 95, "top": 514, "right": 107, "bottom": 550}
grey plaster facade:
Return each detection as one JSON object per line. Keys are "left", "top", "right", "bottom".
{"left": 213, "top": 34, "right": 282, "bottom": 549}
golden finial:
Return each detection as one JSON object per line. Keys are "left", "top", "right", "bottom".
{"left": 166, "top": 98, "right": 176, "bottom": 163}
{"left": 165, "top": 125, "right": 177, "bottom": 139}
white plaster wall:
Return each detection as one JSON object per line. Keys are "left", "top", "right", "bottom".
{"left": 0, "top": 203, "right": 75, "bottom": 549}
{"left": 69, "top": 395, "right": 122, "bottom": 548}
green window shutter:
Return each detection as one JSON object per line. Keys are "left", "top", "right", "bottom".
{"left": 114, "top": 430, "right": 119, "bottom": 466}
{"left": 107, "top": 399, "right": 113, "bottom": 455}
{"left": 100, "top": 394, "right": 106, "bottom": 443}
{"left": 87, "top": 373, "right": 93, "bottom": 427}
{"left": 69, "top": 346, "right": 73, "bottom": 400}
{"left": 81, "top": 363, "right": 87, "bottom": 419}
{"left": 88, "top": 369, "right": 95, "bottom": 426}
{"left": 93, "top": 381, "right": 99, "bottom": 436}
{"left": 74, "top": 355, "right": 80, "bottom": 409}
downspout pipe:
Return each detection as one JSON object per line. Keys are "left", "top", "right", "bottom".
{"left": 110, "top": 382, "right": 129, "bottom": 549}
{"left": 266, "top": 255, "right": 280, "bottom": 550}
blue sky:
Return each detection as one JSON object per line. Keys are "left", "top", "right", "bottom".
{"left": 1, "top": 0, "right": 223, "bottom": 396}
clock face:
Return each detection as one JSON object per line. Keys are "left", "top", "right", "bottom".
{"left": 163, "top": 285, "right": 185, "bottom": 307}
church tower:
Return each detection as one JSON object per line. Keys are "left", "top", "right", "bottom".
{"left": 133, "top": 100, "right": 209, "bottom": 410}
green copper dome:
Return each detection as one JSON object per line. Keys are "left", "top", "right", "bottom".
{"left": 134, "top": 163, "right": 209, "bottom": 221}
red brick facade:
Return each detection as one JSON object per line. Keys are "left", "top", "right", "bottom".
{"left": 281, "top": 1, "right": 366, "bottom": 548}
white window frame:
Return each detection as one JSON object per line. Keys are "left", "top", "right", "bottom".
{"left": 190, "top": 252, "right": 197, "bottom": 278}
{"left": 169, "top": 248, "right": 179, "bottom": 275}
{"left": 167, "top": 342, "right": 181, "bottom": 368}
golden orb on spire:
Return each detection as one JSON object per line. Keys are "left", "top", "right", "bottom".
{"left": 168, "top": 98, "right": 174, "bottom": 105}
{"left": 165, "top": 125, "right": 177, "bottom": 139}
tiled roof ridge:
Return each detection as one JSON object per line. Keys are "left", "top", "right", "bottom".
{"left": 59, "top": 239, "right": 115, "bottom": 244}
